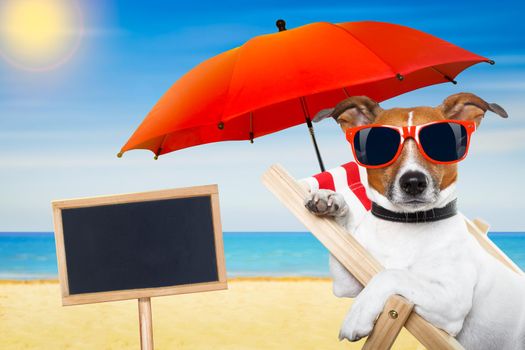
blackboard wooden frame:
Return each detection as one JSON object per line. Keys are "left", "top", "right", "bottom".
{"left": 52, "top": 185, "right": 227, "bottom": 306}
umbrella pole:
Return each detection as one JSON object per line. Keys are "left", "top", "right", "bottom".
{"left": 305, "top": 118, "right": 326, "bottom": 172}
{"left": 299, "top": 95, "right": 326, "bottom": 172}
{"left": 275, "top": 22, "right": 325, "bottom": 172}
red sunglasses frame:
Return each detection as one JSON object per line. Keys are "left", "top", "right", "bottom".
{"left": 345, "top": 119, "right": 477, "bottom": 169}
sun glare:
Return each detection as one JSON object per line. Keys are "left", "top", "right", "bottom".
{"left": 0, "top": 0, "right": 82, "bottom": 71}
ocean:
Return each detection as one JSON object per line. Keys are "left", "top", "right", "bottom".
{"left": 0, "top": 232, "right": 524, "bottom": 280}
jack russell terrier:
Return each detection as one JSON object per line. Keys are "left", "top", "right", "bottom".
{"left": 305, "top": 93, "right": 525, "bottom": 349}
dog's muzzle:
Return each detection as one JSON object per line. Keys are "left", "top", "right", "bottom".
{"left": 399, "top": 170, "right": 428, "bottom": 196}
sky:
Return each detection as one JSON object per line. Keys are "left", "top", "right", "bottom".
{"left": 0, "top": 0, "right": 524, "bottom": 232}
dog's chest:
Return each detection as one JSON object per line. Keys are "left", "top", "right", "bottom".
{"left": 351, "top": 213, "right": 457, "bottom": 269}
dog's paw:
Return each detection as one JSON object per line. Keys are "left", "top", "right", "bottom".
{"left": 338, "top": 301, "right": 376, "bottom": 342}
{"left": 338, "top": 282, "right": 387, "bottom": 342}
{"left": 304, "top": 190, "right": 348, "bottom": 217}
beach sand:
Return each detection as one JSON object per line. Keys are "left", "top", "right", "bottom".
{"left": 1, "top": 278, "right": 422, "bottom": 349}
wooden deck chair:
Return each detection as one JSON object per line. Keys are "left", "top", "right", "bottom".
{"left": 262, "top": 163, "right": 524, "bottom": 350}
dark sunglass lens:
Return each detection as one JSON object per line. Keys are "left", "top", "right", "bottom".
{"left": 353, "top": 127, "right": 400, "bottom": 166}
{"left": 419, "top": 122, "right": 468, "bottom": 162}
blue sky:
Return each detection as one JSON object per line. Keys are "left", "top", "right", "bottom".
{"left": 1, "top": 0, "right": 524, "bottom": 231}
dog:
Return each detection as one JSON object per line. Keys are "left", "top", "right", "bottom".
{"left": 304, "top": 93, "right": 525, "bottom": 349}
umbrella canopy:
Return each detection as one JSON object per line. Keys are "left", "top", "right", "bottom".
{"left": 119, "top": 20, "right": 492, "bottom": 165}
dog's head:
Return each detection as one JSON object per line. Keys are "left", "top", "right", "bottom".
{"left": 315, "top": 93, "right": 508, "bottom": 212}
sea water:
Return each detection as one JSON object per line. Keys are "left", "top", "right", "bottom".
{"left": 0, "top": 232, "right": 524, "bottom": 280}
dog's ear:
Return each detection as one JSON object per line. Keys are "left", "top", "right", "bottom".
{"left": 313, "top": 96, "right": 383, "bottom": 133}
{"left": 438, "top": 92, "right": 508, "bottom": 127}
{"left": 312, "top": 108, "right": 335, "bottom": 123}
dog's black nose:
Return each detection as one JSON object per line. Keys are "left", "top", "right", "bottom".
{"left": 399, "top": 171, "right": 428, "bottom": 196}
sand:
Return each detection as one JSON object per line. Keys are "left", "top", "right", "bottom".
{"left": 0, "top": 278, "right": 423, "bottom": 349}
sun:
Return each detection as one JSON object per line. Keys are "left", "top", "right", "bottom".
{"left": 0, "top": 0, "right": 82, "bottom": 71}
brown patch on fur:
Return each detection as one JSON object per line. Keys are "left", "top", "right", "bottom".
{"left": 439, "top": 92, "right": 508, "bottom": 127}
{"left": 366, "top": 168, "right": 387, "bottom": 194}
{"left": 439, "top": 164, "right": 458, "bottom": 190}
{"left": 333, "top": 93, "right": 507, "bottom": 200}
{"left": 337, "top": 113, "right": 358, "bottom": 133}
{"left": 332, "top": 96, "right": 383, "bottom": 132}
{"left": 375, "top": 107, "right": 444, "bottom": 125}
{"left": 364, "top": 107, "right": 455, "bottom": 195}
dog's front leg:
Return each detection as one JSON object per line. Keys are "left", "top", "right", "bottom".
{"left": 339, "top": 267, "right": 476, "bottom": 342}
{"left": 304, "top": 190, "right": 363, "bottom": 298}
{"left": 329, "top": 254, "right": 363, "bottom": 298}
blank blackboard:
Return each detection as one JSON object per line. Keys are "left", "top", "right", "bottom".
{"left": 52, "top": 186, "right": 227, "bottom": 305}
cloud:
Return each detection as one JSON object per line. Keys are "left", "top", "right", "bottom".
{"left": 469, "top": 128, "right": 525, "bottom": 155}
{"left": 0, "top": 120, "right": 522, "bottom": 232}
{"left": 0, "top": 125, "right": 346, "bottom": 170}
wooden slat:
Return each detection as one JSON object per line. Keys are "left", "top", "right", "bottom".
{"left": 261, "top": 164, "right": 463, "bottom": 350}
{"left": 472, "top": 218, "right": 490, "bottom": 234}
{"left": 211, "top": 192, "right": 228, "bottom": 283}
{"left": 363, "top": 295, "right": 414, "bottom": 350}
{"left": 464, "top": 217, "right": 524, "bottom": 275}
{"left": 62, "top": 281, "right": 227, "bottom": 306}
{"left": 51, "top": 185, "right": 218, "bottom": 209}
{"left": 51, "top": 206, "right": 70, "bottom": 298}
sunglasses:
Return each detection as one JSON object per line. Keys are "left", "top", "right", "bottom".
{"left": 345, "top": 120, "right": 476, "bottom": 168}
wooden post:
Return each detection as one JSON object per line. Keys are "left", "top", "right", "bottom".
{"left": 138, "top": 297, "right": 154, "bottom": 350}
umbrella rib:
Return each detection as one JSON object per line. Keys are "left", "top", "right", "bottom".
{"left": 220, "top": 47, "right": 244, "bottom": 123}
{"left": 249, "top": 112, "right": 254, "bottom": 143}
{"left": 154, "top": 134, "right": 168, "bottom": 159}
{"left": 430, "top": 66, "right": 458, "bottom": 85}
{"left": 332, "top": 23, "right": 399, "bottom": 77}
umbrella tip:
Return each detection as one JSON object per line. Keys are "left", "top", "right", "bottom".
{"left": 154, "top": 155, "right": 159, "bottom": 160}
{"left": 487, "top": 59, "right": 495, "bottom": 65}
{"left": 276, "top": 19, "right": 286, "bottom": 32}
{"left": 117, "top": 152, "right": 123, "bottom": 158}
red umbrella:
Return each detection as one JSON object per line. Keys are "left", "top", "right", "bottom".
{"left": 119, "top": 20, "right": 493, "bottom": 171}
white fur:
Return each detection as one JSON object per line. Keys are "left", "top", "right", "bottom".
{"left": 306, "top": 187, "right": 525, "bottom": 349}
{"left": 389, "top": 140, "right": 439, "bottom": 211}
{"left": 305, "top": 133, "right": 525, "bottom": 349}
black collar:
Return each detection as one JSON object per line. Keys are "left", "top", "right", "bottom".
{"left": 371, "top": 199, "right": 458, "bottom": 223}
